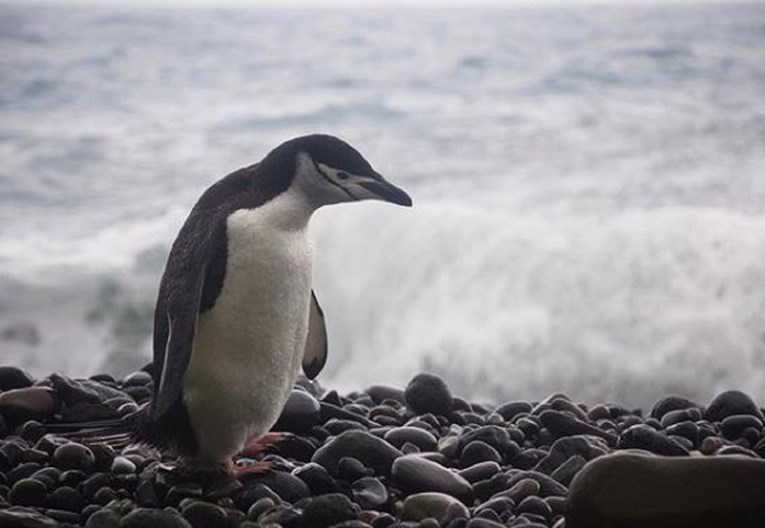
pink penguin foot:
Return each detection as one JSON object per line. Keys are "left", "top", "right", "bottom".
{"left": 229, "top": 460, "right": 275, "bottom": 479}
{"left": 238, "top": 432, "right": 293, "bottom": 458}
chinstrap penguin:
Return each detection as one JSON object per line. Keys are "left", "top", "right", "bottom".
{"left": 135, "top": 134, "right": 412, "bottom": 476}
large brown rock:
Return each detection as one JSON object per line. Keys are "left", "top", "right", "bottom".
{"left": 567, "top": 452, "right": 765, "bottom": 528}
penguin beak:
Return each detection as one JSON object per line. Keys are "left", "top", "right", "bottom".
{"left": 357, "top": 175, "right": 413, "bottom": 207}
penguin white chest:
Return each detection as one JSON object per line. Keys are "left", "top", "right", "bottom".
{"left": 182, "top": 198, "right": 314, "bottom": 462}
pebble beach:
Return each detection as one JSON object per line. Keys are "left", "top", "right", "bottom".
{"left": 0, "top": 367, "right": 764, "bottom": 528}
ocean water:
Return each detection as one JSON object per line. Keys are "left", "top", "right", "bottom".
{"left": 1, "top": 2, "right": 765, "bottom": 409}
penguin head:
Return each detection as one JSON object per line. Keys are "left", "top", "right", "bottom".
{"left": 264, "top": 134, "right": 412, "bottom": 209}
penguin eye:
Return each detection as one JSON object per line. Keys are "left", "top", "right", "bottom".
{"left": 336, "top": 172, "right": 350, "bottom": 181}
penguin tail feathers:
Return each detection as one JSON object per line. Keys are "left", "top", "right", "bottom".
{"left": 131, "top": 397, "right": 197, "bottom": 458}
{"left": 43, "top": 406, "right": 148, "bottom": 451}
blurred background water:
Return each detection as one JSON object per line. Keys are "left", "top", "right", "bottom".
{"left": 1, "top": 1, "right": 764, "bottom": 409}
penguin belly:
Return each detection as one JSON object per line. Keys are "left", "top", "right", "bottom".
{"left": 182, "top": 206, "right": 313, "bottom": 464}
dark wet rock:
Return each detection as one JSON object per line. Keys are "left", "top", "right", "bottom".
{"left": 460, "top": 440, "right": 501, "bottom": 467}
{"left": 618, "top": 424, "right": 689, "bottom": 456}
{"left": 8, "top": 462, "right": 42, "bottom": 484}
{"left": 89, "top": 444, "right": 116, "bottom": 472}
{"left": 464, "top": 517, "right": 504, "bottom": 528}
{"left": 165, "top": 482, "right": 203, "bottom": 506}
{"left": 404, "top": 374, "right": 453, "bottom": 416}
{"left": 81, "top": 472, "right": 113, "bottom": 499}
{"left": 518, "top": 495, "right": 552, "bottom": 521}
{"left": 242, "top": 470, "right": 310, "bottom": 503}
{"left": 715, "top": 444, "right": 759, "bottom": 457}
{"left": 120, "top": 507, "right": 193, "bottom": 528}
{"left": 0, "top": 506, "right": 59, "bottom": 528}
{"left": 325, "top": 418, "right": 367, "bottom": 435}
{"left": 273, "top": 390, "right": 321, "bottom": 434}
{"left": 257, "top": 503, "right": 302, "bottom": 527}
{"left": 337, "top": 456, "right": 374, "bottom": 481}
{"left": 292, "top": 462, "right": 337, "bottom": 495}
{"left": 246, "top": 496, "right": 275, "bottom": 521}
{"left": 84, "top": 508, "right": 121, "bottom": 528}
{"left": 659, "top": 408, "right": 701, "bottom": 428}
{"left": 312, "top": 430, "right": 401, "bottom": 476}
{"left": 650, "top": 396, "right": 698, "bottom": 419}
{"left": 61, "top": 401, "right": 119, "bottom": 422}
{"left": 367, "top": 385, "right": 406, "bottom": 405}
{"left": 45, "top": 508, "right": 80, "bottom": 523}
{"left": 136, "top": 479, "right": 159, "bottom": 507}
{"left": 567, "top": 452, "right": 765, "bottom": 528}
{"left": 302, "top": 493, "right": 357, "bottom": 528}
{"left": 9, "top": 478, "right": 47, "bottom": 506}
{"left": 122, "top": 371, "right": 152, "bottom": 387}
{"left": 720, "top": 414, "right": 763, "bottom": 439}
{"left": 59, "top": 469, "right": 86, "bottom": 488}
{"left": 400, "top": 492, "right": 469, "bottom": 522}
{"left": 458, "top": 425, "right": 513, "bottom": 454}
{"left": 384, "top": 427, "right": 437, "bottom": 451}
{"left": 0, "top": 387, "right": 59, "bottom": 421}
{"left": 49, "top": 373, "right": 127, "bottom": 406}
{"left": 706, "top": 390, "right": 764, "bottom": 422}
{"left": 540, "top": 410, "right": 617, "bottom": 446}
{"left": 21, "top": 447, "right": 48, "bottom": 464}
{"left": 506, "top": 471, "right": 567, "bottom": 498}
{"left": 319, "top": 402, "right": 376, "bottom": 428}
{"left": 52, "top": 443, "right": 95, "bottom": 471}
{"left": 0, "top": 367, "right": 34, "bottom": 391}
{"left": 458, "top": 461, "right": 501, "bottom": 483}
{"left": 474, "top": 496, "right": 514, "bottom": 516}
{"left": 46, "top": 485, "right": 84, "bottom": 512}
{"left": 93, "top": 486, "right": 119, "bottom": 505}
{"left": 490, "top": 477, "right": 538, "bottom": 502}
{"left": 391, "top": 455, "right": 473, "bottom": 503}
{"left": 550, "top": 454, "right": 586, "bottom": 486}
{"left": 234, "top": 482, "right": 280, "bottom": 512}
{"left": 352, "top": 476, "right": 388, "bottom": 509}
{"left": 664, "top": 421, "right": 699, "bottom": 446}
{"left": 110, "top": 456, "right": 136, "bottom": 475}
{"left": 181, "top": 500, "right": 227, "bottom": 528}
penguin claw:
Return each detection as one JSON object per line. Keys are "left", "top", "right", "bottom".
{"left": 230, "top": 460, "right": 275, "bottom": 479}
{"left": 238, "top": 432, "right": 294, "bottom": 457}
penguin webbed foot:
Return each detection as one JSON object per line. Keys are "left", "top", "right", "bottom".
{"left": 230, "top": 460, "right": 278, "bottom": 480}
{"left": 238, "top": 431, "right": 294, "bottom": 458}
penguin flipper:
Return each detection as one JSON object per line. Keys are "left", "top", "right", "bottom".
{"left": 302, "top": 290, "right": 328, "bottom": 379}
{"left": 154, "top": 288, "right": 202, "bottom": 418}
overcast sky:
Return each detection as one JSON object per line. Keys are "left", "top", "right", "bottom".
{"left": 9, "top": 0, "right": 757, "bottom": 7}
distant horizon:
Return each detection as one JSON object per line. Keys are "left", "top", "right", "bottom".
{"left": 2, "top": 0, "right": 758, "bottom": 8}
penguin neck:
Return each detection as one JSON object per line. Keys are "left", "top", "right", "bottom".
{"left": 257, "top": 186, "right": 316, "bottom": 232}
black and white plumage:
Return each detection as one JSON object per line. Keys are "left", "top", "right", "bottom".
{"left": 136, "top": 134, "right": 411, "bottom": 470}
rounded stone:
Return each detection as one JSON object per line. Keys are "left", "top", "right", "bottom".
{"left": 706, "top": 390, "right": 764, "bottom": 422}
{"left": 518, "top": 495, "right": 552, "bottom": 520}
{"left": 110, "top": 456, "right": 136, "bottom": 475}
{"left": 312, "top": 430, "right": 401, "bottom": 476}
{"left": 272, "top": 389, "right": 321, "bottom": 434}
{"left": 384, "top": 427, "right": 438, "bottom": 451}
{"left": 0, "top": 507, "right": 59, "bottom": 528}
{"left": 0, "top": 387, "right": 59, "bottom": 421}
{"left": 302, "top": 493, "right": 357, "bottom": 528}
{"left": 567, "top": 452, "right": 765, "bottom": 528}
{"left": 491, "top": 477, "right": 539, "bottom": 502}
{"left": 617, "top": 424, "right": 689, "bottom": 456}
{"left": 181, "top": 500, "right": 228, "bottom": 528}
{"left": 9, "top": 477, "right": 47, "bottom": 506}
{"left": 400, "top": 492, "right": 469, "bottom": 522}
{"left": 494, "top": 401, "right": 533, "bottom": 421}
{"left": 246, "top": 496, "right": 275, "bottom": 521}
{"left": 120, "top": 507, "right": 193, "bottom": 528}
{"left": 53, "top": 443, "right": 95, "bottom": 471}
{"left": 650, "top": 396, "right": 698, "bottom": 420}
{"left": 46, "top": 485, "right": 85, "bottom": 512}
{"left": 351, "top": 476, "right": 388, "bottom": 509}
{"left": 720, "top": 414, "right": 763, "bottom": 439}
{"left": 460, "top": 440, "right": 501, "bottom": 467}
{"left": 404, "top": 374, "right": 453, "bottom": 416}
{"left": 85, "top": 508, "right": 121, "bottom": 528}
{"left": 0, "top": 366, "right": 34, "bottom": 391}
{"left": 122, "top": 371, "right": 153, "bottom": 387}
{"left": 458, "top": 461, "right": 501, "bottom": 483}
{"left": 391, "top": 454, "right": 473, "bottom": 503}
